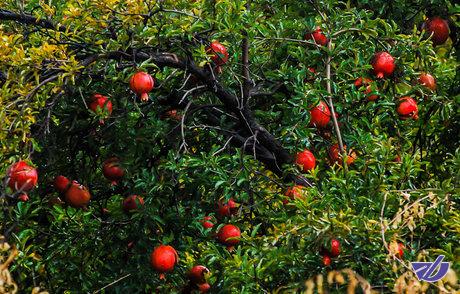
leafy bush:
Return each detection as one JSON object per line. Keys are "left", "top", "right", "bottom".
{"left": 0, "top": 0, "right": 459, "bottom": 292}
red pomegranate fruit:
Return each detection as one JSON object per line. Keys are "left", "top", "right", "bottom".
{"left": 371, "top": 52, "right": 395, "bottom": 79}
{"left": 198, "top": 283, "right": 211, "bottom": 293}
{"left": 354, "top": 77, "right": 379, "bottom": 101}
{"left": 330, "top": 239, "right": 341, "bottom": 257}
{"left": 207, "top": 41, "right": 229, "bottom": 66}
{"left": 329, "top": 144, "right": 357, "bottom": 166}
{"left": 7, "top": 161, "right": 38, "bottom": 192}
{"left": 283, "top": 185, "right": 305, "bottom": 204}
{"left": 295, "top": 150, "right": 316, "bottom": 172}
{"left": 217, "top": 224, "right": 241, "bottom": 251}
{"left": 322, "top": 255, "right": 331, "bottom": 266}
{"left": 162, "top": 109, "right": 182, "bottom": 121}
{"left": 150, "top": 245, "right": 179, "bottom": 279}
{"left": 201, "top": 216, "right": 214, "bottom": 229}
{"left": 397, "top": 97, "right": 419, "bottom": 120}
{"left": 102, "top": 157, "right": 124, "bottom": 185}
{"left": 54, "top": 175, "right": 70, "bottom": 193}
{"left": 64, "top": 181, "right": 91, "bottom": 208}
{"left": 122, "top": 195, "right": 144, "bottom": 213}
{"left": 309, "top": 101, "right": 331, "bottom": 128}
{"left": 130, "top": 71, "right": 154, "bottom": 102}
{"left": 89, "top": 94, "right": 112, "bottom": 119}
{"left": 424, "top": 17, "right": 450, "bottom": 45}
{"left": 217, "top": 198, "right": 237, "bottom": 217}
{"left": 188, "top": 265, "right": 210, "bottom": 285}
{"left": 305, "top": 26, "right": 328, "bottom": 46}
{"left": 397, "top": 242, "right": 405, "bottom": 259}
{"left": 418, "top": 73, "right": 436, "bottom": 91}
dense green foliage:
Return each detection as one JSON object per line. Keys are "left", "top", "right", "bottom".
{"left": 0, "top": 0, "right": 459, "bottom": 293}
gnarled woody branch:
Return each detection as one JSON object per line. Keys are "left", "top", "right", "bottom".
{"left": 0, "top": 8, "right": 313, "bottom": 187}
{"left": 86, "top": 50, "right": 312, "bottom": 186}
{"left": 0, "top": 9, "right": 65, "bottom": 31}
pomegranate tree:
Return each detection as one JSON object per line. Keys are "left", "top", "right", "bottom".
{"left": 129, "top": 71, "right": 154, "bottom": 102}
{"left": 295, "top": 149, "right": 316, "bottom": 172}
{"left": 371, "top": 52, "right": 395, "bottom": 79}
{"left": 150, "top": 245, "right": 178, "bottom": 279}
{"left": 6, "top": 161, "right": 38, "bottom": 194}
{"left": 102, "top": 157, "right": 124, "bottom": 185}
{"left": 217, "top": 224, "right": 241, "bottom": 251}
{"left": 309, "top": 101, "right": 331, "bottom": 128}
{"left": 397, "top": 97, "right": 419, "bottom": 120}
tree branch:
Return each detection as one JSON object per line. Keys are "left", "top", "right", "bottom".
{"left": 0, "top": 9, "right": 65, "bottom": 31}
{"left": 79, "top": 49, "right": 311, "bottom": 185}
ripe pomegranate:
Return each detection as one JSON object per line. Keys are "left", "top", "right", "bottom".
{"left": 330, "top": 239, "right": 341, "bottom": 257}
{"left": 188, "top": 265, "right": 210, "bottom": 285}
{"left": 418, "top": 73, "right": 436, "bottom": 91}
{"left": 122, "top": 195, "right": 144, "bottom": 213}
{"left": 424, "top": 17, "right": 450, "bottom": 45}
{"left": 102, "top": 157, "right": 124, "bottom": 185}
{"left": 304, "top": 67, "right": 317, "bottom": 83}
{"left": 201, "top": 216, "right": 214, "bottom": 229}
{"left": 217, "top": 198, "right": 237, "bottom": 217}
{"left": 162, "top": 109, "right": 182, "bottom": 121}
{"left": 397, "top": 242, "right": 405, "bottom": 259}
{"left": 329, "top": 144, "right": 357, "bottom": 166}
{"left": 295, "top": 149, "right": 316, "bottom": 172}
{"left": 17, "top": 193, "right": 29, "bottom": 202}
{"left": 64, "top": 181, "right": 91, "bottom": 208}
{"left": 322, "top": 255, "right": 331, "bottom": 266}
{"left": 198, "top": 283, "right": 211, "bottom": 293}
{"left": 354, "top": 77, "right": 379, "bottom": 101}
{"left": 130, "top": 71, "right": 154, "bottom": 102}
{"left": 217, "top": 224, "right": 241, "bottom": 251}
{"left": 283, "top": 185, "right": 305, "bottom": 204}
{"left": 305, "top": 26, "right": 328, "bottom": 46}
{"left": 6, "top": 161, "right": 38, "bottom": 192}
{"left": 371, "top": 52, "right": 395, "bottom": 79}
{"left": 54, "top": 175, "right": 70, "bottom": 193}
{"left": 397, "top": 97, "right": 419, "bottom": 120}
{"left": 89, "top": 94, "right": 112, "bottom": 118}
{"left": 150, "top": 245, "right": 179, "bottom": 279}
{"left": 207, "top": 41, "right": 229, "bottom": 66}
{"left": 309, "top": 101, "right": 331, "bottom": 128}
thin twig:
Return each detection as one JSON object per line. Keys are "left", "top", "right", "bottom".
{"left": 92, "top": 273, "right": 131, "bottom": 294}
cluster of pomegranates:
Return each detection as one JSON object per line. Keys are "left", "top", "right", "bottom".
{"left": 148, "top": 197, "right": 242, "bottom": 288}
{"left": 320, "top": 238, "right": 341, "bottom": 266}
